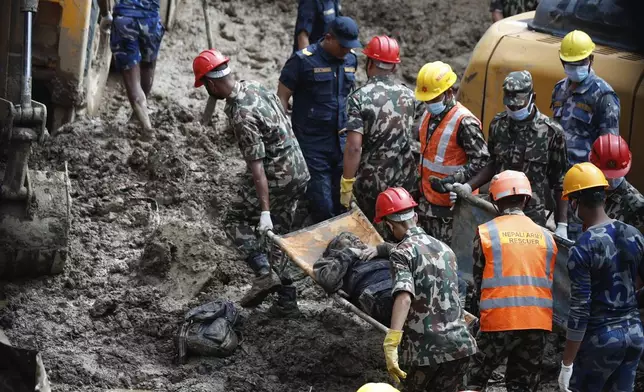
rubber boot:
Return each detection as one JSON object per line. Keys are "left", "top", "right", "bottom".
{"left": 269, "top": 285, "right": 301, "bottom": 318}
{"left": 240, "top": 254, "right": 281, "bottom": 308}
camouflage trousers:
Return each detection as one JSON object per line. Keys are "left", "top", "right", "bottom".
{"left": 419, "top": 217, "right": 453, "bottom": 245}
{"left": 570, "top": 323, "right": 644, "bottom": 392}
{"left": 404, "top": 356, "right": 470, "bottom": 392}
{"left": 110, "top": 15, "right": 165, "bottom": 71}
{"left": 353, "top": 172, "right": 418, "bottom": 223}
{"left": 463, "top": 329, "right": 547, "bottom": 392}
{"left": 224, "top": 183, "right": 308, "bottom": 282}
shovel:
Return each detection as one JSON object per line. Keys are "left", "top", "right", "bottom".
{"left": 200, "top": 0, "right": 217, "bottom": 125}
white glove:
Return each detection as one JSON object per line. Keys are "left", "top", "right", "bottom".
{"left": 258, "top": 211, "right": 273, "bottom": 233}
{"left": 555, "top": 222, "right": 568, "bottom": 239}
{"left": 558, "top": 362, "right": 573, "bottom": 391}
{"left": 360, "top": 246, "right": 378, "bottom": 261}
{"left": 450, "top": 183, "right": 472, "bottom": 204}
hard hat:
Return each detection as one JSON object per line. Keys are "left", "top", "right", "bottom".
{"left": 489, "top": 170, "right": 533, "bottom": 202}
{"left": 356, "top": 383, "right": 400, "bottom": 392}
{"left": 193, "top": 49, "right": 231, "bottom": 88}
{"left": 559, "top": 30, "right": 595, "bottom": 63}
{"left": 589, "top": 134, "right": 632, "bottom": 179}
{"left": 374, "top": 187, "right": 418, "bottom": 223}
{"left": 414, "top": 61, "right": 457, "bottom": 102}
{"left": 562, "top": 162, "right": 608, "bottom": 200}
{"left": 362, "top": 36, "right": 401, "bottom": 64}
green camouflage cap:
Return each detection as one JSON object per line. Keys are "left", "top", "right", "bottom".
{"left": 503, "top": 70, "right": 533, "bottom": 106}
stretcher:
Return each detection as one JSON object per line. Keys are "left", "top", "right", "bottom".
{"left": 266, "top": 203, "right": 478, "bottom": 334}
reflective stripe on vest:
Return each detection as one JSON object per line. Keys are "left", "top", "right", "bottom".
{"left": 478, "top": 215, "right": 557, "bottom": 332}
{"left": 419, "top": 102, "right": 481, "bottom": 207}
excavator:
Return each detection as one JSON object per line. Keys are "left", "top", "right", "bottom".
{"left": 0, "top": 0, "right": 180, "bottom": 280}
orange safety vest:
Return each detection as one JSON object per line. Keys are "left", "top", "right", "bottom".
{"left": 478, "top": 214, "right": 557, "bottom": 332}
{"left": 419, "top": 102, "right": 480, "bottom": 207}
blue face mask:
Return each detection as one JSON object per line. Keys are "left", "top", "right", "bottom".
{"left": 505, "top": 95, "right": 533, "bottom": 121}
{"left": 564, "top": 64, "right": 590, "bottom": 83}
{"left": 607, "top": 177, "right": 624, "bottom": 190}
{"left": 426, "top": 96, "right": 446, "bottom": 115}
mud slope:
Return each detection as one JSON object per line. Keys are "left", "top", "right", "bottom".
{"left": 0, "top": 0, "right": 595, "bottom": 391}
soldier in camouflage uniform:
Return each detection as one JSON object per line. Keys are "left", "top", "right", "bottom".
{"left": 557, "top": 162, "right": 644, "bottom": 392}
{"left": 415, "top": 62, "right": 489, "bottom": 245}
{"left": 589, "top": 134, "right": 644, "bottom": 233}
{"left": 374, "top": 188, "right": 477, "bottom": 391}
{"left": 340, "top": 36, "right": 418, "bottom": 223}
{"left": 490, "top": 0, "right": 538, "bottom": 22}
{"left": 463, "top": 71, "right": 569, "bottom": 231}
{"left": 552, "top": 30, "right": 621, "bottom": 241}
{"left": 99, "top": 0, "right": 165, "bottom": 134}
{"left": 192, "top": 49, "right": 310, "bottom": 316}
{"left": 464, "top": 171, "right": 557, "bottom": 392}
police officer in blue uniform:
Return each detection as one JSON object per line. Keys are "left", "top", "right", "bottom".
{"left": 293, "top": 0, "right": 341, "bottom": 53}
{"left": 551, "top": 30, "right": 620, "bottom": 241}
{"left": 278, "top": 16, "right": 360, "bottom": 223}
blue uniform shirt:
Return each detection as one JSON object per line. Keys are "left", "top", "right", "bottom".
{"left": 551, "top": 70, "right": 620, "bottom": 166}
{"left": 293, "top": 0, "right": 341, "bottom": 53}
{"left": 279, "top": 42, "right": 357, "bottom": 151}
{"left": 566, "top": 220, "right": 644, "bottom": 342}
{"left": 114, "top": 0, "right": 160, "bottom": 18}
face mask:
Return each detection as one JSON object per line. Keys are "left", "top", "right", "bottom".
{"left": 506, "top": 95, "right": 533, "bottom": 121}
{"left": 564, "top": 64, "right": 590, "bottom": 83}
{"left": 426, "top": 96, "right": 446, "bottom": 115}
{"left": 607, "top": 177, "right": 624, "bottom": 190}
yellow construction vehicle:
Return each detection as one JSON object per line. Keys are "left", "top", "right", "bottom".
{"left": 0, "top": 0, "right": 179, "bottom": 279}
{"left": 458, "top": 0, "right": 644, "bottom": 190}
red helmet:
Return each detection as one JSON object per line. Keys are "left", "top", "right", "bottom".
{"left": 362, "top": 36, "right": 401, "bottom": 64}
{"left": 589, "top": 134, "right": 632, "bottom": 178}
{"left": 374, "top": 187, "right": 418, "bottom": 223}
{"left": 193, "top": 49, "right": 230, "bottom": 88}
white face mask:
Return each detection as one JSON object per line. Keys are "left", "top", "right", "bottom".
{"left": 607, "top": 177, "right": 624, "bottom": 190}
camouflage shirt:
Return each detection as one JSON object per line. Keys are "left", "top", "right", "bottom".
{"left": 489, "top": 0, "right": 538, "bottom": 17}
{"left": 488, "top": 109, "right": 568, "bottom": 225}
{"left": 345, "top": 75, "right": 418, "bottom": 197}
{"left": 551, "top": 70, "right": 620, "bottom": 166}
{"left": 391, "top": 226, "right": 477, "bottom": 366}
{"left": 605, "top": 179, "right": 644, "bottom": 233}
{"left": 224, "top": 80, "right": 310, "bottom": 194}
{"left": 566, "top": 219, "right": 644, "bottom": 342}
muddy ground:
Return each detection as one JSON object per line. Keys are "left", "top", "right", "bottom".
{"left": 3, "top": 0, "right": 626, "bottom": 391}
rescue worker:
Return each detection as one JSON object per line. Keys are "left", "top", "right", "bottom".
{"left": 463, "top": 71, "right": 569, "bottom": 233}
{"left": 99, "top": 0, "right": 165, "bottom": 135}
{"left": 293, "top": 0, "right": 341, "bottom": 53}
{"left": 278, "top": 16, "right": 360, "bottom": 223}
{"left": 463, "top": 170, "right": 557, "bottom": 392}
{"left": 375, "top": 187, "right": 477, "bottom": 391}
{"left": 589, "top": 134, "right": 644, "bottom": 232}
{"left": 340, "top": 35, "right": 417, "bottom": 222}
{"left": 490, "top": 0, "right": 538, "bottom": 23}
{"left": 356, "top": 383, "right": 400, "bottom": 392}
{"left": 192, "top": 49, "right": 310, "bottom": 316}
{"left": 415, "top": 61, "right": 490, "bottom": 245}
{"left": 557, "top": 162, "right": 644, "bottom": 392}
{"left": 551, "top": 30, "right": 620, "bottom": 241}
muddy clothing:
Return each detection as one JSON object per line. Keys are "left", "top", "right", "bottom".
{"left": 391, "top": 226, "right": 477, "bottom": 367}
{"left": 606, "top": 179, "right": 644, "bottom": 233}
{"left": 110, "top": 14, "right": 165, "bottom": 71}
{"left": 313, "top": 232, "right": 394, "bottom": 326}
{"left": 345, "top": 75, "right": 418, "bottom": 221}
{"left": 487, "top": 110, "right": 568, "bottom": 226}
{"left": 293, "top": 0, "right": 341, "bottom": 53}
{"left": 489, "top": 0, "right": 538, "bottom": 18}
{"left": 464, "top": 329, "right": 547, "bottom": 391}
{"left": 404, "top": 356, "right": 470, "bottom": 392}
{"left": 418, "top": 97, "right": 489, "bottom": 244}
{"left": 223, "top": 80, "right": 309, "bottom": 273}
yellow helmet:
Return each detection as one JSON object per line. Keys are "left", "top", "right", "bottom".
{"left": 562, "top": 162, "right": 608, "bottom": 200}
{"left": 415, "top": 61, "right": 457, "bottom": 101}
{"left": 559, "top": 30, "right": 596, "bottom": 63}
{"left": 356, "top": 383, "right": 400, "bottom": 392}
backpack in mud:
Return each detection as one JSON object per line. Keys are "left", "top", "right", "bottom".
{"left": 175, "top": 299, "right": 240, "bottom": 364}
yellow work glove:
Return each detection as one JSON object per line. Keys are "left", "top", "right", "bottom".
{"left": 340, "top": 176, "right": 356, "bottom": 208}
{"left": 383, "top": 329, "right": 407, "bottom": 385}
